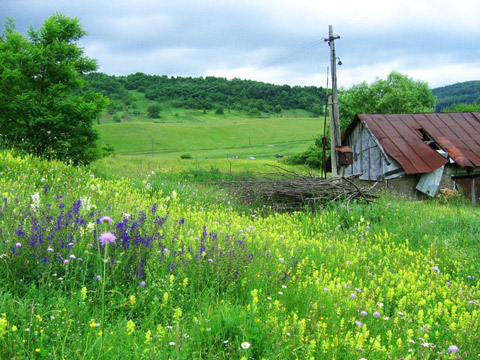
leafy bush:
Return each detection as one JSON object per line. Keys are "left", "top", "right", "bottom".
{"left": 0, "top": 15, "right": 107, "bottom": 164}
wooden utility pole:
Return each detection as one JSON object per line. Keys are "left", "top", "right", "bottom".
{"left": 325, "top": 25, "right": 342, "bottom": 177}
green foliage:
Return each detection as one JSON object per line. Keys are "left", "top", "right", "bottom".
{"left": 215, "top": 107, "right": 224, "bottom": 115}
{"left": 100, "top": 143, "right": 115, "bottom": 156}
{"left": 147, "top": 103, "right": 161, "bottom": 118}
{"left": 441, "top": 102, "right": 480, "bottom": 112}
{"left": 433, "top": 80, "right": 480, "bottom": 111}
{"left": 311, "top": 104, "right": 323, "bottom": 117}
{"left": 81, "top": 72, "right": 326, "bottom": 116}
{"left": 339, "top": 71, "right": 436, "bottom": 134}
{"left": 0, "top": 14, "right": 107, "bottom": 164}
{"left": 286, "top": 136, "right": 330, "bottom": 169}
{"left": 180, "top": 153, "right": 192, "bottom": 159}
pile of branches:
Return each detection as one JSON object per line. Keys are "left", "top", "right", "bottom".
{"left": 220, "top": 166, "right": 378, "bottom": 211}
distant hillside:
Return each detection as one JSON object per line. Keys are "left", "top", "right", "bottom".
{"left": 433, "top": 80, "right": 480, "bottom": 111}
{"left": 81, "top": 72, "right": 326, "bottom": 122}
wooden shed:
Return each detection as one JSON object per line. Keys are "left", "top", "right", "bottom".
{"left": 337, "top": 112, "right": 480, "bottom": 203}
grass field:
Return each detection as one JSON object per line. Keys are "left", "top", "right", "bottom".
{"left": 1, "top": 151, "right": 479, "bottom": 359}
{"left": 95, "top": 87, "right": 323, "bottom": 162}
{"left": 101, "top": 90, "right": 315, "bottom": 125}
{"left": 96, "top": 116, "right": 323, "bottom": 161}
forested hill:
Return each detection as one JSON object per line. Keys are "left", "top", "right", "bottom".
{"left": 432, "top": 80, "right": 480, "bottom": 111}
{"left": 81, "top": 72, "right": 326, "bottom": 116}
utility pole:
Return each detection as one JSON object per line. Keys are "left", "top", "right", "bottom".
{"left": 324, "top": 25, "right": 342, "bottom": 177}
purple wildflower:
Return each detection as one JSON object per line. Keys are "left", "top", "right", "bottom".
{"left": 15, "top": 242, "right": 21, "bottom": 248}
{"left": 99, "top": 232, "right": 116, "bottom": 245}
{"left": 99, "top": 216, "right": 113, "bottom": 224}
{"left": 96, "top": 275, "right": 101, "bottom": 280}
{"left": 355, "top": 320, "right": 363, "bottom": 327}
{"left": 448, "top": 345, "right": 459, "bottom": 353}
{"left": 63, "top": 259, "right": 69, "bottom": 265}
{"left": 373, "top": 311, "right": 381, "bottom": 318}
{"left": 431, "top": 266, "right": 440, "bottom": 274}
{"left": 350, "top": 293, "right": 356, "bottom": 299}
{"left": 140, "top": 281, "right": 146, "bottom": 287}
{"left": 47, "top": 247, "right": 54, "bottom": 252}
{"left": 360, "top": 311, "right": 368, "bottom": 316}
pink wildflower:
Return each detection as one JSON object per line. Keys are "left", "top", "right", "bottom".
{"left": 99, "top": 232, "right": 116, "bottom": 245}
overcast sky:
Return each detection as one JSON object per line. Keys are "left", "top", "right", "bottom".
{"left": 2, "top": 0, "right": 480, "bottom": 89}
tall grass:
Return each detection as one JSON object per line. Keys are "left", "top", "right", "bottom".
{"left": 1, "top": 151, "right": 479, "bottom": 359}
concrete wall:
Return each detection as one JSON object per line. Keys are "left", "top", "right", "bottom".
{"left": 351, "top": 165, "right": 472, "bottom": 199}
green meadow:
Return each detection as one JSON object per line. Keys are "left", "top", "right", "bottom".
{"left": 1, "top": 150, "right": 479, "bottom": 359}
{"left": 96, "top": 115, "right": 321, "bottom": 160}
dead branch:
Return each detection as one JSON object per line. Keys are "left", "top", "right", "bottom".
{"left": 218, "top": 172, "right": 378, "bottom": 212}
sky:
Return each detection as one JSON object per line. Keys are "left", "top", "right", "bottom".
{"left": 2, "top": 0, "right": 480, "bottom": 89}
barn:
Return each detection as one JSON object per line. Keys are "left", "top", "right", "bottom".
{"left": 335, "top": 112, "right": 480, "bottom": 203}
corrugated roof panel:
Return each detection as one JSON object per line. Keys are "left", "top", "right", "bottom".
{"left": 348, "top": 112, "right": 480, "bottom": 174}
{"left": 424, "top": 113, "right": 480, "bottom": 167}
{"left": 359, "top": 114, "right": 448, "bottom": 174}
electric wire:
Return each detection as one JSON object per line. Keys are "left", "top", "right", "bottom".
{"left": 163, "top": 39, "right": 325, "bottom": 103}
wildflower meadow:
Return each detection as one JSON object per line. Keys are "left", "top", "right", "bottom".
{"left": 1, "top": 151, "right": 479, "bottom": 359}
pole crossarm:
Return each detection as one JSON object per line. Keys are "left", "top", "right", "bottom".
{"left": 324, "top": 35, "right": 340, "bottom": 43}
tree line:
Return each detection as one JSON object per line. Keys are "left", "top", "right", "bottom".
{"left": 81, "top": 72, "right": 327, "bottom": 116}
{"left": 432, "top": 80, "right": 480, "bottom": 111}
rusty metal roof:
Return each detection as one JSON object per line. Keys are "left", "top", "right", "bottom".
{"left": 343, "top": 112, "right": 480, "bottom": 174}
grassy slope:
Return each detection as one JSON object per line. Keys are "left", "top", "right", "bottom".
{"left": 96, "top": 87, "right": 322, "bottom": 160}
{"left": 96, "top": 117, "right": 323, "bottom": 160}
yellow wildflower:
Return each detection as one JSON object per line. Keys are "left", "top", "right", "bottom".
{"left": 126, "top": 320, "right": 135, "bottom": 335}
{"left": 81, "top": 286, "right": 87, "bottom": 301}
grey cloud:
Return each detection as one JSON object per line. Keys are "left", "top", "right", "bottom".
{"left": 2, "top": 0, "right": 480, "bottom": 88}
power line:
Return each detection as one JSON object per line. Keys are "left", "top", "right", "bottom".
{"left": 163, "top": 39, "right": 324, "bottom": 103}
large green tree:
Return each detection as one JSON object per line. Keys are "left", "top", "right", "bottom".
{"left": 338, "top": 71, "right": 436, "bottom": 133}
{"left": 0, "top": 14, "right": 107, "bottom": 163}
